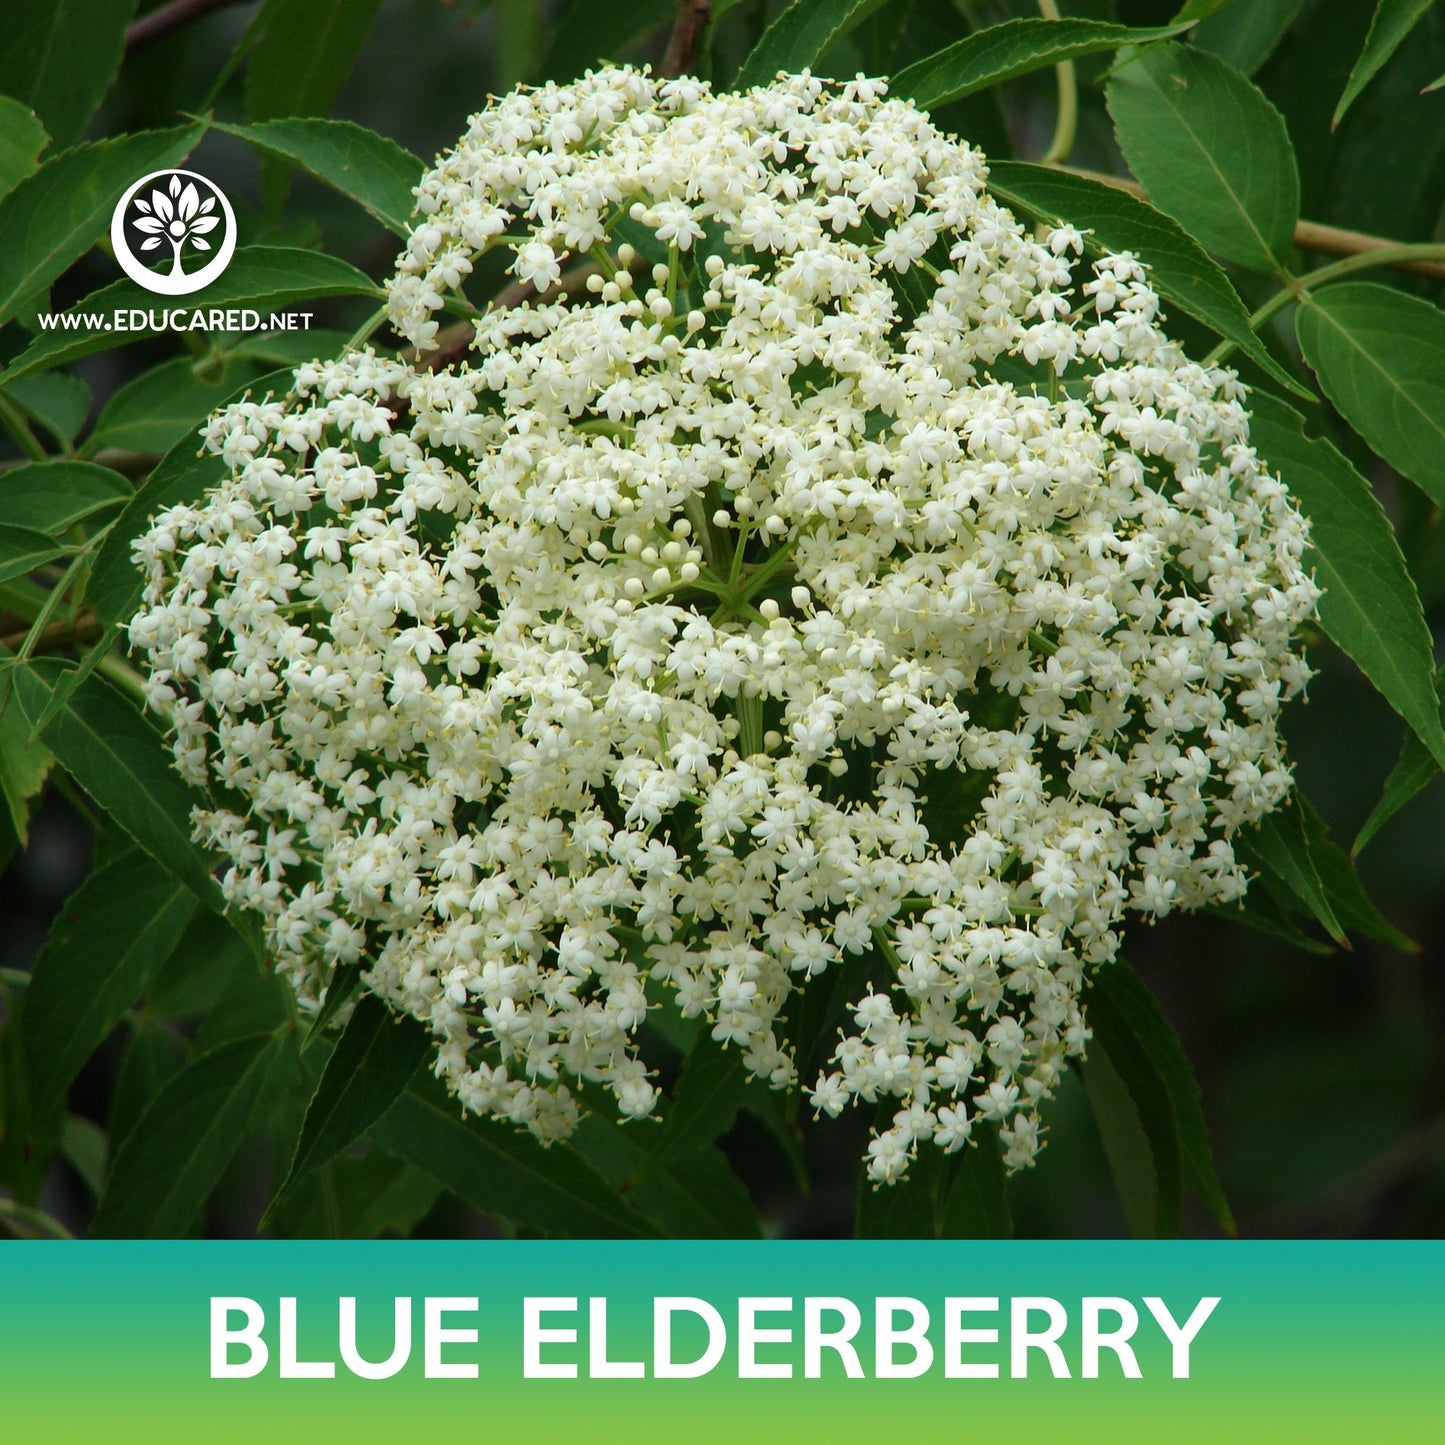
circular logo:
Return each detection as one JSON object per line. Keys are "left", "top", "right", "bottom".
{"left": 110, "top": 168, "right": 237, "bottom": 296}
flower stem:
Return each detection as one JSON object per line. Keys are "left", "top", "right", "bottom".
{"left": 1205, "top": 243, "right": 1445, "bottom": 366}
{"left": 1036, "top": 0, "right": 1078, "bottom": 167}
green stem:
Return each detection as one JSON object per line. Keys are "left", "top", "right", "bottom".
{"left": 97, "top": 654, "right": 150, "bottom": 708}
{"left": 0, "top": 394, "right": 47, "bottom": 462}
{"left": 345, "top": 304, "right": 389, "bottom": 351}
{"left": 1206, "top": 243, "right": 1445, "bottom": 366}
{"left": 1036, "top": 0, "right": 1078, "bottom": 166}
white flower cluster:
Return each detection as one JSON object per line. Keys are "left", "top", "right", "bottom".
{"left": 130, "top": 68, "right": 1319, "bottom": 1184}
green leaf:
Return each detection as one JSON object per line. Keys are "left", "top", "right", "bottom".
{"left": 1195, "top": 0, "right": 1306, "bottom": 76}
{"left": 2, "top": 372, "right": 91, "bottom": 448}
{"left": 60, "top": 1115, "right": 108, "bottom": 1198}
{"left": 107, "top": 1020, "right": 187, "bottom": 1150}
{"left": 273, "top": 1148, "right": 442, "bottom": 1238}
{"left": 91, "top": 1030, "right": 293, "bottom": 1238}
{"left": 940, "top": 1126, "right": 1012, "bottom": 1238}
{"left": 1170, "top": 0, "right": 1236, "bottom": 19}
{"left": 0, "top": 124, "right": 205, "bottom": 329}
{"left": 0, "top": 460, "right": 129, "bottom": 534}
{"left": 1, "top": 249, "right": 379, "bottom": 388}
{"left": 0, "top": 698, "right": 52, "bottom": 844}
{"left": 210, "top": 118, "right": 423, "bottom": 236}
{"left": 856, "top": 1140, "right": 941, "bottom": 1238}
{"left": 1335, "top": 0, "right": 1436, "bottom": 126}
{"left": 0, "top": 96, "right": 48, "bottom": 202}
{"left": 0, "top": 525, "right": 65, "bottom": 586}
{"left": 1295, "top": 282, "right": 1445, "bottom": 510}
{"left": 1106, "top": 42, "right": 1299, "bottom": 272}
{"left": 1242, "top": 794, "right": 1347, "bottom": 947}
{"left": 541, "top": 0, "right": 676, "bottom": 85}
{"left": 1355, "top": 721, "right": 1440, "bottom": 856}
{"left": 891, "top": 18, "right": 1190, "bottom": 112}
{"left": 85, "top": 358, "right": 263, "bottom": 456}
{"left": 646, "top": 1033, "right": 748, "bottom": 1169}
{"left": 146, "top": 909, "right": 257, "bottom": 1021}
{"left": 271, "top": 995, "right": 430, "bottom": 1213}
{"left": 1248, "top": 393, "right": 1445, "bottom": 772}
{"left": 9, "top": 662, "right": 224, "bottom": 909}
{"left": 246, "top": 0, "right": 384, "bottom": 122}
{"left": 84, "top": 366, "right": 294, "bottom": 630}
{"left": 370, "top": 1082, "right": 662, "bottom": 1239}
{"left": 571, "top": 1113, "right": 761, "bottom": 1238}
{"left": 1295, "top": 796, "right": 1415, "bottom": 952}
{"left": 735, "top": 0, "right": 890, "bottom": 89}
{"left": 1089, "top": 961, "right": 1234, "bottom": 1234}
{"left": 21, "top": 849, "right": 197, "bottom": 1116}
{"left": 224, "top": 327, "right": 352, "bottom": 368}
{"left": 1209, "top": 890, "right": 1333, "bottom": 956}
{"left": 984, "top": 162, "right": 1311, "bottom": 399}
{"left": 0, "top": 0, "right": 135, "bottom": 149}
{"left": 1081, "top": 1037, "right": 1183, "bottom": 1238}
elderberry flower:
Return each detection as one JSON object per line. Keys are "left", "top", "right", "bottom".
{"left": 131, "top": 67, "right": 1319, "bottom": 1183}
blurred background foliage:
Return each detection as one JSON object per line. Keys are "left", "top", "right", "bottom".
{"left": 1, "top": 0, "right": 1443, "bottom": 1241}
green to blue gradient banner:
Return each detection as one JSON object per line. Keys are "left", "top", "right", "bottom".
{"left": 0, "top": 1241, "right": 1439, "bottom": 1442}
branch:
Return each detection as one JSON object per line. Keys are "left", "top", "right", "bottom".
{"left": 1059, "top": 165, "right": 1445, "bottom": 281}
{"left": 125, "top": 0, "right": 254, "bottom": 53}
{"left": 412, "top": 261, "right": 602, "bottom": 371}
{"left": 0, "top": 612, "right": 104, "bottom": 656}
{"left": 660, "top": 0, "right": 712, "bottom": 80}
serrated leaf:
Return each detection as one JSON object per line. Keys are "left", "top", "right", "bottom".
{"left": 1082, "top": 1038, "right": 1182, "bottom": 1238}
{"left": 0, "top": 96, "right": 49, "bottom": 203}
{"left": 892, "top": 18, "right": 1190, "bottom": 112}
{"left": 370, "top": 1081, "right": 661, "bottom": 1239}
{"left": 1089, "top": 961, "right": 1234, "bottom": 1234}
{"left": 271, "top": 995, "right": 430, "bottom": 1214}
{"left": 571, "top": 1113, "right": 761, "bottom": 1238}
{"left": 1296, "top": 795, "right": 1415, "bottom": 952}
{"left": 91, "top": 1030, "right": 293, "bottom": 1237}
{"left": 0, "top": 525, "right": 65, "bottom": 586}
{"left": 1242, "top": 794, "right": 1347, "bottom": 946}
{"left": 246, "top": 0, "right": 383, "bottom": 122}
{"left": 645, "top": 1032, "right": 748, "bottom": 1169}
{"left": 0, "top": 124, "right": 204, "bottom": 329}
{"left": 1355, "top": 721, "right": 1440, "bottom": 856}
{"left": 856, "top": 1139, "right": 942, "bottom": 1238}
{"left": 146, "top": 909, "right": 257, "bottom": 1021}
{"left": 210, "top": 118, "right": 422, "bottom": 235}
{"left": 1295, "top": 282, "right": 1445, "bottom": 510}
{"left": 1249, "top": 393, "right": 1445, "bottom": 773}
{"left": 9, "top": 662, "right": 223, "bottom": 909}
{"left": 1335, "top": 0, "right": 1436, "bottom": 126}
{"left": 1195, "top": 0, "right": 1306, "bottom": 75}
{"left": 85, "top": 365, "right": 294, "bottom": 630}
{"left": 985, "top": 162, "right": 1310, "bottom": 399}
{"left": 1107, "top": 42, "right": 1298, "bottom": 272}
{"left": 0, "top": 698, "right": 52, "bottom": 844}
{"left": 0, "top": 0, "right": 135, "bottom": 150}
{"left": 1, "top": 250, "right": 378, "bottom": 388}
{"left": 735, "top": 0, "right": 890, "bottom": 89}
{"left": 85, "top": 357, "right": 263, "bottom": 456}
{"left": 0, "top": 460, "right": 129, "bottom": 535}
{"left": 1208, "top": 891, "right": 1334, "bottom": 956}
{"left": 2, "top": 371, "right": 91, "bottom": 447}
{"left": 107, "top": 1020, "right": 188, "bottom": 1150}
{"left": 21, "top": 849, "right": 197, "bottom": 1115}
{"left": 940, "top": 1124, "right": 1012, "bottom": 1239}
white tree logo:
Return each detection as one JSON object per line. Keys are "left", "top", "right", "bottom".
{"left": 110, "top": 168, "right": 237, "bottom": 296}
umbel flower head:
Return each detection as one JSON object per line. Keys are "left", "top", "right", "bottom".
{"left": 130, "top": 67, "right": 1319, "bottom": 1183}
